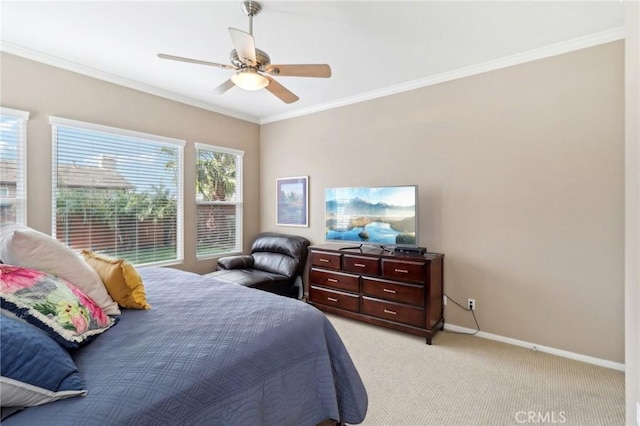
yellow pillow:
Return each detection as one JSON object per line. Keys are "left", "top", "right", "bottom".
{"left": 81, "top": 250, "right": 151, "bottom": 310}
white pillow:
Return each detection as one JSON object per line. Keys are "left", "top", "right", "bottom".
{"left": 0, "top": 224, "right": 120, "bottom": 315}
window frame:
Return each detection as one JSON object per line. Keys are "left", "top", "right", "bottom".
{"left": 194, "top": 142, "right": 244, "bottom": 259}
{"left": 0, "top": 107, "right": 30, "bottom": 226}
{"left": 50, "top": 116, "right": 185, "bottom": 266}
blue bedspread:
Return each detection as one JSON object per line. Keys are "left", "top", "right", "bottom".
{"left": 4, "top": 267, "right": 368, "bottom": 425}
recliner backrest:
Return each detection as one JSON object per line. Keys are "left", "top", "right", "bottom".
{"left": 250, "top": 233, "right": 310, "bottom": 278}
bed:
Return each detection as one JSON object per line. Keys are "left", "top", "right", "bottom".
{"left": 1, "top": 266, "right": 368, "bottom": 425}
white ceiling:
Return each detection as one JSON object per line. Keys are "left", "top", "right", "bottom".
{"left": 0, "top": 1, "right": 626, "bottom": 124}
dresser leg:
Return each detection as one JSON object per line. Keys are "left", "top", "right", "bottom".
{"left": 426, "top": 336, "right": 432, "bottom": 345}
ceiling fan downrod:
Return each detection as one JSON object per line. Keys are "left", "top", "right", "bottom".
{"left": 240, "top": 1, "right": 261, "bottom": 36}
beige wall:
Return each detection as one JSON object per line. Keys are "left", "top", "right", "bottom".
{"left": 625, "top": 1, "right": 640, "bottom": 424}
{"left": 0, "top": 52, "right": 261, "bottom": 274}
{"left": 260, "top": 42, "right": 626, "bottom": 363}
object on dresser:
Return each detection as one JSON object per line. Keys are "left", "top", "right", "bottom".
{"left": 324, "top": 185, "right": 419, "bottom": 248}
{"left": 308, "top": 243, "right": 444, "bottom": 344}
{"left": 206, "top": 232, "right": 310, "bottom": 299}
{"left": 393, "top": 246, "right": 427, "bottom": 255}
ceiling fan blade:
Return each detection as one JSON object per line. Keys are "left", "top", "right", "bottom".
{"left": 228, "top": 28, "right": 256, "bottom": 65}
{"left": 212, "top": 79, "right": 235, "bottom": 95}
{"left": 264, "top": 64, "right": 331, "bottom": 78}
{"left": 157, "top": 53, "right": 235, "bottom": 70}
{"left": 264, "top": 76, "right": 299, "bottom": 104}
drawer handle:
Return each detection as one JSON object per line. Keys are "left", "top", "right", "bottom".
{"left": 327, "top": 278, "right": 338, "bottom": 283}
{"left": 327, "top": 297, "right": 338, "bottom": 302}
{"left": 354, "top": 263, "right": 366, "bottom": 267}
{"left": 394, "top": 268, "right": 409, "bottom": 273}
{"left": 383, "top": 288, "right": 397, "bottom": 294}
{"left": 319, "top": 258, "right": 330, "bottom": 263}
{"left": 383, "top": 309, "right": 397, "bottom": 315}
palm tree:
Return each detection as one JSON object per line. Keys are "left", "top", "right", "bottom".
{"left": 162, "top": 146, "right": 236, "bottom": 201}
{"left": 196, "top": 151, "right": 236, "bottom": 201}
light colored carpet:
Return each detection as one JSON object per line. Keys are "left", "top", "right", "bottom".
{"left": 326, "top": 314, "right": 625, "bottom": 426}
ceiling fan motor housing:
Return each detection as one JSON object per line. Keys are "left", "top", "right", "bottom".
{"left": 230, "top": 48, "right": 271, "bottom": 69}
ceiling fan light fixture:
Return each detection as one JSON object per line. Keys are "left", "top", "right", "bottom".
{"left": 231, "top": 69, "right": 268, "bottom": 91}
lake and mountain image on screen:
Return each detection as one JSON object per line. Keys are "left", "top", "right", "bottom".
{"left": 325, "top": 186, "right": 417, "bottom": 246}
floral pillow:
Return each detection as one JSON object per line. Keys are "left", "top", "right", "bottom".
{"left": 0, "top": 265, "right": 116, "bottom": 349}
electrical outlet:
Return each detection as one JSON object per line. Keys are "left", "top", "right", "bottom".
{"left": 467, "top": 298, "right": 475, "bottom": 310}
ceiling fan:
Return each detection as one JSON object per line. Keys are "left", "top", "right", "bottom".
{"left": 157, "top": 1, "right": 331, "bottom": 104}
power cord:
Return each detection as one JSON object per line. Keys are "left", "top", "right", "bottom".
{"left": 443, "top": 293, "right": 480, "bottom": 336}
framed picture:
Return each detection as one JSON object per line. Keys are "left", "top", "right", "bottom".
{"left": 277, "top": 176, "right": 309, "bottom": 227}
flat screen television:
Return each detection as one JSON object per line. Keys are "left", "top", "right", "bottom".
{"left": 324, "top": 185, "right": 418, "bottom": 248}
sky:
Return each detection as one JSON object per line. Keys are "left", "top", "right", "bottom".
{"left": 55, "top": 126, "right": 179, "bottom": 195}
{"left": 1, "top": 118, "right": 180, "bottom": 197}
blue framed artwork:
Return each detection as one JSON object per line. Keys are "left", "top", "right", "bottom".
{"left": 277, "top": 176, "right": 308, "bottom": 227}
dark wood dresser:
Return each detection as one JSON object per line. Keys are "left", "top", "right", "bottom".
{"left": 307, "top": 243, "right": 444, "bottom": 344}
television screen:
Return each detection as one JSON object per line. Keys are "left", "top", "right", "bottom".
{"left": 325, "top": 185, "right": 418, "bottom": 247}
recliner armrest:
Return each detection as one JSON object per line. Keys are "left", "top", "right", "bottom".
{"left": 217, "top": 255, "right": 254, "bottom": 270}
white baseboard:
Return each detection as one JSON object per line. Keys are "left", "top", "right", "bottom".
{"left": 444, "top": 323, "right": 625, "bottom": 372}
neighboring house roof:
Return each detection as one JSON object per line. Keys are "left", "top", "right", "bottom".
{"left": 57, "top": 163, "right": 133, "bottom": 190}
{"left": 0, "top": 159, "right": 133, "bottom": 190}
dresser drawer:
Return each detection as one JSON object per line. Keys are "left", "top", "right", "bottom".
{"left": 362, "top": 296, "right": 425, "bottom": 328}
{"left": 361, "top": 277, "right": 424, "bottom": 307}
{"left": 382, "top": 259, "right": 425, "bottom": 283}
{"left": 310, "top": 251, "right": 341, "bottom": 270}
{"left": 310, "top": 268, "right": 359, "bottom": 292}
{"left": 310, "top": 286, "right": 359, "bottom": 313}
{"left": 344, "top": 255, "right": 380, "bottom": 275}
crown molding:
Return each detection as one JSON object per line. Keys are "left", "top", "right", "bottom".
{"left": 0, "top": 41, "right": 260, "bottom": 124}
{"left": 1, "top": 26, "right": 625, "bottom": 126}
{"left": 260, "top": 26, "right": 626, "bottom": 124}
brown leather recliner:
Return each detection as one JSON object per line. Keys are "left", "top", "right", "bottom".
{"left": 208, "top": 232, "right": 311, "bottom": 298}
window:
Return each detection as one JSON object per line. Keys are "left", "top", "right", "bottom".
{"left": 195, "top": 143, "right": 243, "bottom": 258}
{"left": 50, "top": 117, "right": 184, "bottom": 266}
{"left": 0, "top": 107, "right": 29, "bottom": 225}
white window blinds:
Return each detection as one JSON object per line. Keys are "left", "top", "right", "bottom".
{"left": 50, "top": 117, "right": 184, "bottom": 266}
{"left": 0, "top": 107, "right": 29, "bottom": 226}
{"left": 195, "top": 143, "right": 243, "bottom": 258}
